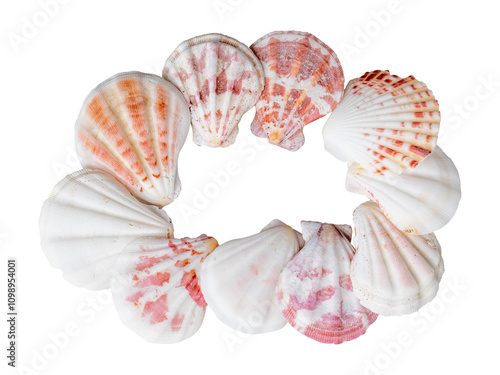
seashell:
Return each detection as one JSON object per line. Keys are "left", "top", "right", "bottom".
{"left": 276, "top": 221, "right": 377, "bottom": 344}
{"left": 163, "top": 33, "right": 265, "bottom": 147}
{"left": 111, "top": 235, "right": 218, "bottom": 343}
{"left": 250, "top": 31, "right": 344, "bottom": 151}
{"left": 346, "top": 146, "right": 461, "bottom": 234}
{"left": 75, "top": 71, "right": 190, "bottom": 208}
{"left": 39, "top": 169, "right": 174, "bottom": 290}
{"left": 351, "top": 201, "right": 444, "bottom": 316}
{"left": 200, "top": 220, "right": 304, "bottom": 333}
{"left": 323, "top": 70, "right": 440, "bottom": 175}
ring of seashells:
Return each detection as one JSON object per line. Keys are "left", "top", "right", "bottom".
{"left": 39, "top": 31, "right": 461, "bottom": 344}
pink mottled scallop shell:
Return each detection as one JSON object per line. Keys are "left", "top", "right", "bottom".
{"left": 250, "top": 31, "right": 345, "bottom": 151}
{"left": 276, "top": 221, "right": 377, "bottom": 344}
{"left": 351, "top": 202, "right": 444, "bottom": 316}
{"left": 111, "top": 235, "right": 218, "bottom": 343}
{"left": 163, "top": 33, "right": 265, "bottom": 147}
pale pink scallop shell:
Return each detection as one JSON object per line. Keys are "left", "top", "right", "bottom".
{"left": 250, "top": 31, "right": 345, "bottom": 151}
{"left": 200, "top": 219, "right": 304, "bottom": 334}
{"left": 351, "top": 201, "right": 445, "bottom": 315}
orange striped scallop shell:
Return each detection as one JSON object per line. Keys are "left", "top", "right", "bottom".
{"left": 75, "top": 72, "right": 190, "bottom": 207}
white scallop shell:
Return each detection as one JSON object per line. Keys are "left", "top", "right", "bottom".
{"left": 111, "top": 235, "right": 218, "bottom": 343}
{"left": 163, "top": 33, "right": 264, "bottom": 147}
{"left": 323, "top": 70, "right": 440, "bottom": 175}
{"left": 346, "top": 146, "right": 461, "bottom": 234}
{"left": 200, "top": 220, "right": 304, "bottom": 333}
{"left": 351, "top": 201, "right": 444, "bottom": 316}
{"left": 277, "top": 222, "right": 377, "bottom": 344}
{"left": 75, "top": 72, "right": 190, "bottom": 208}
{"left": 39, "top": 169, "right": 174, "bottom": 290}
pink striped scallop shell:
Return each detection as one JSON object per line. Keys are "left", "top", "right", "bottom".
{"left": 163, "top": 33, "right": 265, "bottom": 147}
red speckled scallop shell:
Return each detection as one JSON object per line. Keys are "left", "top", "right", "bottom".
{"left": 323, "top": 70, "right": 440, "bottom": 176}
{"left": 111, "top": 235, "right": 218, "bottom": 343}
{"left": 250, "top": 31, "right": 345, "bottom": 151}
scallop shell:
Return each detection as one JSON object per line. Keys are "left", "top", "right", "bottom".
{"left": 323, "top": 70, "right": 440, "bottom": 175}
{"left": 200, "top": 220, "right": 304, "bottom": 333}
{"left": 250, "top": 31, "right": 344, "bottom": 151}
{"left": 346, "top": 146, "right": 461, "bottom": 234}
{"left": 351, "top": 201, "right": 444, "bottom": 316}
{"left": 75, "top": 71, "right": 190, "bottom": 208}
{"left": 39, "top": 169, "right": 174, "bottom": 290}
{"left": 163, "top": 33, "right": 265, "bottom": 147}
{"left": 111, "top": 235, "right": 218, "bottom": 343}
{"left": 276, "top": 222, "right": 377, "bottom": 344}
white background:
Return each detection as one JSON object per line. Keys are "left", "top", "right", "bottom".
{"left": 1, "top": 0, "right": 498, "bottom": 374}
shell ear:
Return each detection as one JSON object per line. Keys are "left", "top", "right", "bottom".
{"left": 262, "top": 220, "right": 305, "bottom": 248}
{"left": 261, "top": 219, "right": 288, "bottom": 231}
{"left": 278, "top": 129, "right": 305, "bottom": 152}
{"left": 335, "top": 224, "right": 352, "bottom": 242}
{"left": 300, "top": 221, "right": 322, "bottom": 242}
{"left": 250, "top": 114, "right": 266, "bottom": 137}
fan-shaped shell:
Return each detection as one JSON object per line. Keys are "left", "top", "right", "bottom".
{"left": 163, "top": 33, "right": 264, "bottom": 147}
{"left": 111, "top": 235, "right": 218, "bottom": 343}
{"left": 323, "top": 70, "right": 440, "bottom": 175}
{"left": 200, "top": 220, "right": 304, "bottom": 333}
{"left": 351, "top": 202, "right": 444, "bottom": 316}
{"left": 75, "top": 71, "right": 190, "bottom": 208}
{"left": 277, "top": 222, "right": 377, "bottom": 344}
{"left": 250, "top": 31, "right": 344, "bottom": 151}
{"left": 39, "top": 169, "right": 174, "bottom": 290}
{"left": 346, "top": 146, "right": 461, "bottom": 234}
